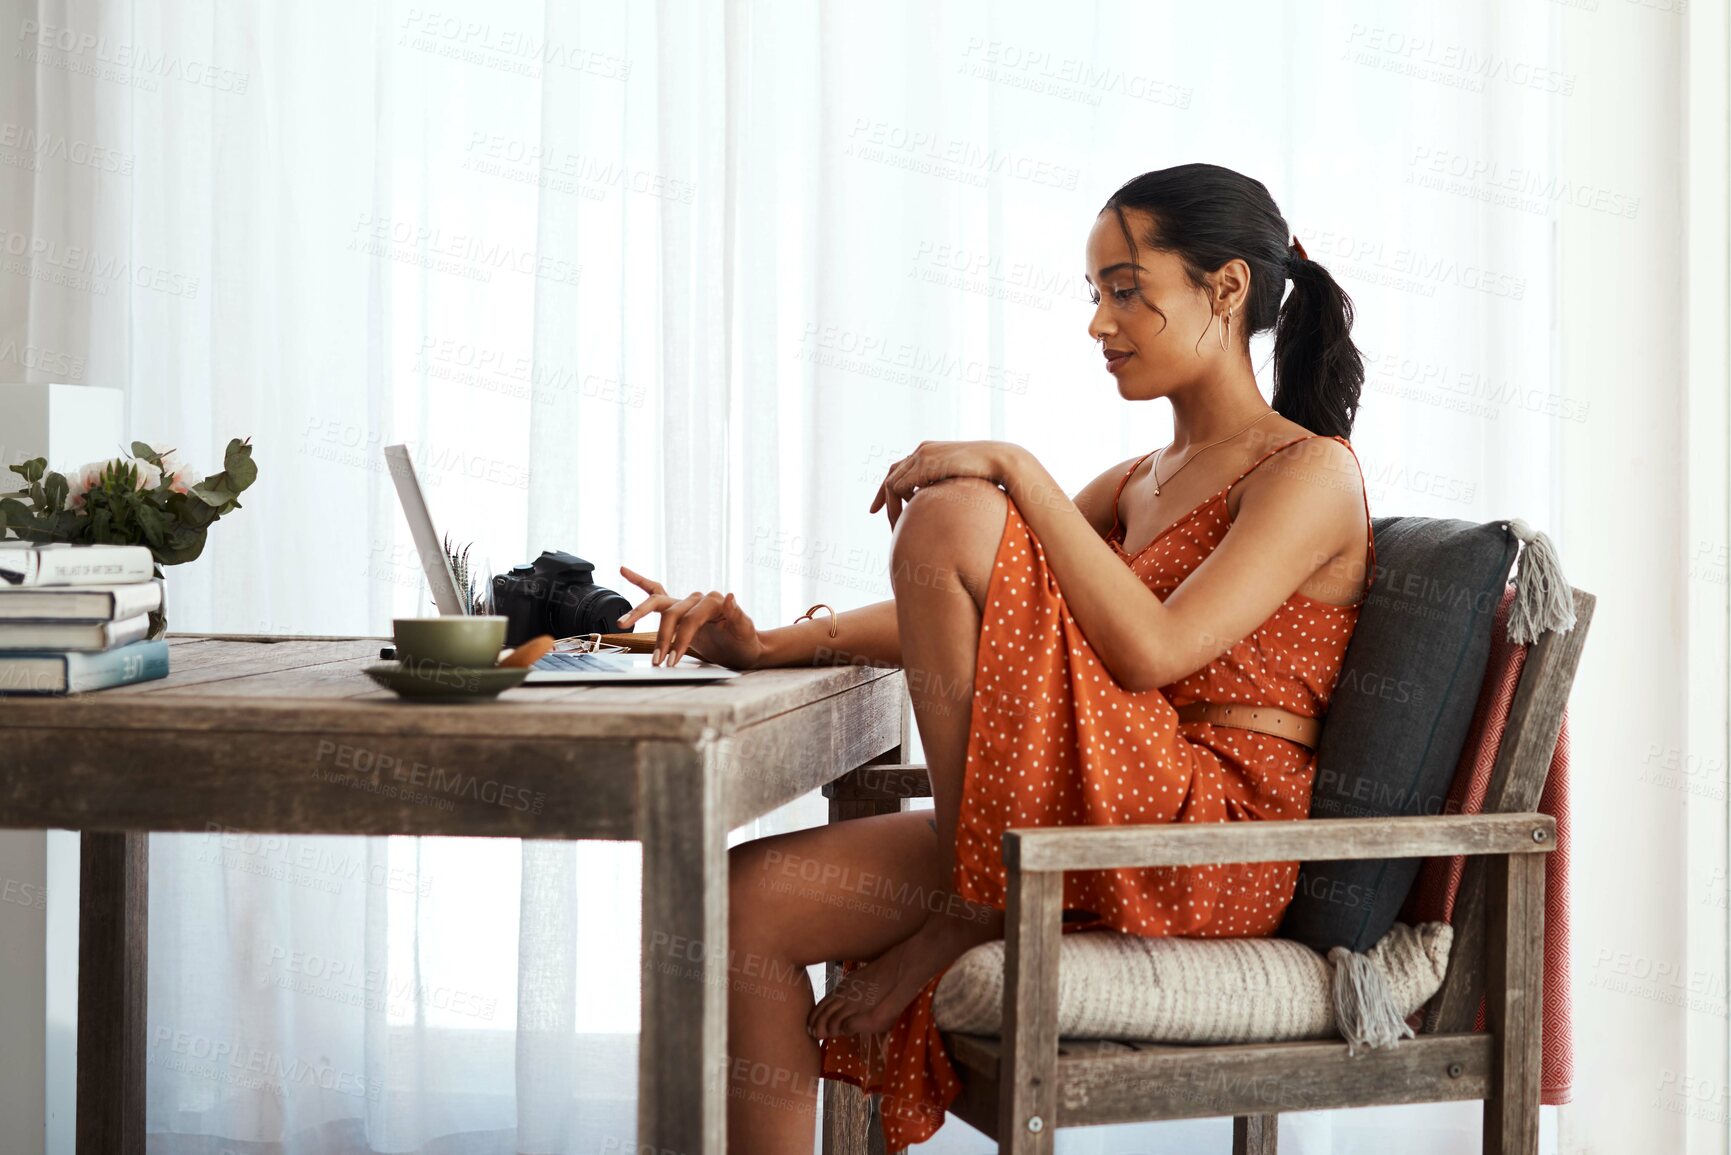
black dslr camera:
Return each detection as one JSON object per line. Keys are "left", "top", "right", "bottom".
{"left": 491, "top": 550, "right": 634, "bottom": 647}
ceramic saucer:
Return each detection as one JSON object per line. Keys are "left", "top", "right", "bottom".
{"left": 364, "top": 661, "right": 529, "bottom": 700}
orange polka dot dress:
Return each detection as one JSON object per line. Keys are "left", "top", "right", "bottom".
{"left": 819, "top": 433, "right": 1376, "bottom": 1148}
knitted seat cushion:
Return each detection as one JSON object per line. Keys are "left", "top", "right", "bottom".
{"left": 1277, "top": 516, "right": 1519, "bottom": 954}
{"left": 929, "top": 921, "right": 1452, "bottom": 1043}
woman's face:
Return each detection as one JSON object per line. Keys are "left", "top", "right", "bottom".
{"left": 1084, "top": 206, "right": 1238, "bottom": 400}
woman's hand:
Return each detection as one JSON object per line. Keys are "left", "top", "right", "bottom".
{"left": 614, "top": 565, "right": 770, "bottom": 669}
{"left": 868, "top": 440, "right": 1023, "bottom": 529}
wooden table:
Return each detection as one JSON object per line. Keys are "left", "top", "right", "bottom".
{"left": 0, "top": 634, "right": 908, "bottom": 1155}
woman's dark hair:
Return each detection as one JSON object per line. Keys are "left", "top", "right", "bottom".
{"left": 1101, "top": 162, "right": 1363, "bottom": 439}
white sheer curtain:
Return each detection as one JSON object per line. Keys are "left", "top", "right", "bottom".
{"left": 2, "top": 0, "right": 1699, "bottom": 1151}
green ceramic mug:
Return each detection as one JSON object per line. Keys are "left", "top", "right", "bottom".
{"left": 393, "top": 616, "right": 508, "bottom": 671}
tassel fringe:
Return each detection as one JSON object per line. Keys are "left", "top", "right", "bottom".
{"left": 1328, "top": 946, "right": 1416, "bottom": 1056}
{"left": 1503, "top": 518, "right": 1577, "bottom": 646}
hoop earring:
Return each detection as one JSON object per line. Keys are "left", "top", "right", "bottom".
{"left": 1217, "top": 307, "right": 1231, "bottom": 352}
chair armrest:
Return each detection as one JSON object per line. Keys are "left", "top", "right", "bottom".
{"left": 989, "top": 813, "right": 1555, "bottom": 1136}
{"left": 1004, "top": 812, "right": 1556, "bottom": 873}
{"left": 991, "top": 814, "right": 1556, "bottom": 1137}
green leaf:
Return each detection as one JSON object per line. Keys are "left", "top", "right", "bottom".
{"left": 90, "top": 461, "right": 121, "bottom": 497}
{"left": 133, "top": 503, "right": 170, "bottom": 548}
{"left": 130, "top": 442, "right": 164, "bottom": 467}
{"left": 188, "top": 482, "right": 233, "bottom": 508}
{"left": 41, "top": 472, "right": 68, "bottom": 514}
{"left": 153, "top": 529, "right": 207, "bottom": 565}
{"left": 0, "top": 497, "right": 36, "bottom": 532}
{"left": 8, "top": 458, "right": 45, "bottom": 485}
{"left": 222, "top": 438, "right": 257, "bottom": 493}
{"left": 173, "top": 498, "right": 219, "bottom": 531}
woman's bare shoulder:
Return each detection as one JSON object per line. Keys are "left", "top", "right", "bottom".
{"left": 1227, "top": 429, "right": 1367, "bottom": 547}
{"left": 1071, "top": 451, "right": 1153, "bottom": 537}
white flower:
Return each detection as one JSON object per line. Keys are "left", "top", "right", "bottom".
{"left": 152, "top": 445, "right": 187, "bottom": 475}
{"left": 64, "top": 460, "right": 108, "bottom": 510}
{"left": 131, "top": 459, "right": 163, "bottom": 491}
{"left": 148, "top": 444, "right": 202, "bottom": 493}
{"left": 66, "top": 457, "right": 163, "bottom": 509}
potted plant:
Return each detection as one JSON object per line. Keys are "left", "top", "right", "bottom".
{"left": 0, "top": 438, "right": 258, "bottom": 638}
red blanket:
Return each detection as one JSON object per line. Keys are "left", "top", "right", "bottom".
{"left": 1403, "top": 584, "right": 1573, "bottom": 1104}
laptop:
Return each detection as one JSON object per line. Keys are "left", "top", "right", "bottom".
{"left": 382, "top": 444, "right": 740, "bottom": 684}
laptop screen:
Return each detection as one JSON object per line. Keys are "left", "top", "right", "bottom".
{"left": 382, "top": 443, "right": 468, "bottom": 616}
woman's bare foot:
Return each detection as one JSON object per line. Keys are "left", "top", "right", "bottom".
{"left": 806, "top": 896, "right": 1005, "bottom": 1039}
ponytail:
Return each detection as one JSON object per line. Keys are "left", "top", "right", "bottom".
{"left": 1102, "top": 164, "right": 1366, "bottom": 439}
{"left": 1272, "top": 253, "right": 1363, "bottom": 440}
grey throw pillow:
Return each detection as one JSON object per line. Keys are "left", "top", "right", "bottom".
{"left": 1277, "top": 516, "right": 1519, "bottom": 954}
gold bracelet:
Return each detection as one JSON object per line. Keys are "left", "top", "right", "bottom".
{"left": 794, "top": 602, "right": 840, "bottom": 637}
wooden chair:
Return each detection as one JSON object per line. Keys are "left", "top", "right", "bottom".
{"left": 821, "top": 584, "right": 1594, "bottom": 1155}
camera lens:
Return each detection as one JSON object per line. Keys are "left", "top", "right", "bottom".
{"left": 548, "top": 583, "right": 632, "bottom": 638}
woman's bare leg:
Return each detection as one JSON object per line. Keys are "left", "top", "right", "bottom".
{"left": 808, "top": 477, "right": 1011, "bottom": 1039}
{"left": 726, "top": 809, "right": 945, "bottom": 1154}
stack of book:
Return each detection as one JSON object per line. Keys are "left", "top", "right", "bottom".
{"left": 0, "top": 542, "right": 171, "bottom": 694}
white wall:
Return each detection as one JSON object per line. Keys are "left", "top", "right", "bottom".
{"left": 1558, "top": 2, "right": 1727, "bottom": 1152}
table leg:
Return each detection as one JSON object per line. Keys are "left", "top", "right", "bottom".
{"left": 77, "top": 831, "right": 148, "bottom": 1155}
{"left": 637, "top": 744, "right": 727, "bottom": 1154}
{"left": 822, "top": 744, "right": 908, "bottom": 1155}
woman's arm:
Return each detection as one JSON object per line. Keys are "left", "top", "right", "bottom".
{"left": 753, "top": 597, "right": 902, "bottom": 669}
{"left": 998, "top": 440, "right": 1364, "bottom": 692}
{"left": 749, "top": 457, "right": 1138, "bottom": 672}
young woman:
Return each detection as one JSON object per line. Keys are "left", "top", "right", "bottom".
{"left": 615, "top": 162, "right": 1375, "bottom": 1153}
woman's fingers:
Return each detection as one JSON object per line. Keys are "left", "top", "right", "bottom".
{"left": 616, "top": 590, "right": 674, "bottom": 631}
{"left": 872, "top": 458, "right": 907, "bottom": 526}
{"left": 869, "top": 475, "right": 890, "bottom": 514}
{"left": 617, "top": 566, "right": 667, "bottom": 625}
{"left": 710, "top": 592, "right": 754, "bottom": 654}
{"left": 871, "top": 453, "right": 913, "bottom": 516}
{"left": 616, "top": 571, "right": 753, "bottom": 666}
{"left": 876, "top": 476, "right": 904, "bottom": 529}
{"left": 653, "top": 592, "right": 702, "bottom": 664}
{"left": 721, "top": 592, "right": 751, "bottom": 635}
{"left": 666, "top": 592, "right": 725, "bottom": 665}
{"left": 616, "top": 567, "right": 674, "bottom": 629}
{"left": 620, "top": 564, "right": 665, "bottom": 594}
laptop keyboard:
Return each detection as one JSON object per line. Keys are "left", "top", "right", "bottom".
{"left": 534, "top": 651, "right": 637, "bottom": 673}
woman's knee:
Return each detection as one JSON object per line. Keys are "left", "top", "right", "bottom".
{"left": 889, "top": 478, "right": 1007, "bottom": 596}
{"left": 893, "top": 477, "right": 1006, "bottom": 542}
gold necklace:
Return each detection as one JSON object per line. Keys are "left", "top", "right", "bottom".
{"left": 1150, "top": 409, "right": 1278, "bottom": 496}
